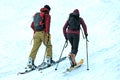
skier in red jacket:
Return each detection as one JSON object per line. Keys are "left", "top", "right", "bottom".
{"left": 63, "top": 9, "right": 88, "bottom": 67}
{"left": 27, "top": 5, "right": 54, "bottom": 69}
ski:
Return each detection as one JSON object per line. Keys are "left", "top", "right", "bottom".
{"left": 63, "top": 59, "right": 84, "bottom": 73}
{"left": 38, "top": 56, "right": 67, "bottom": 71}
{"left": 17, "top": 68, "right": 36, "bottom": 75}
{"left": 17, "top": 56, "right": 66, "bottom": 75}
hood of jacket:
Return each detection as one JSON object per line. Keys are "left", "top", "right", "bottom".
{"left": 40, "top": 8, "right": 49, "bottom": 14}
{"left": 73, "top": 9, "right": 80, "bottom": 16}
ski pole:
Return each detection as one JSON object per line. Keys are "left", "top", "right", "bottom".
{"left": 86, "top": 37, "right": 89, "bottom": 70}
{"left": 55, "top": 41, "right": 68, "bottom": 70}
{"left": 80, "top": 26, "right": 85, "bottom": 39}
{"left": 79, "top": 25, "right": 85, "bottom": 39}
{"left": 42, "top": 43, "right": 48, "bottom": 63}
{"left": 30, "top": 37, "right": 34, "bottom": 45}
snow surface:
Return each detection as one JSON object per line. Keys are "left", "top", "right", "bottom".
{"left": 0, "top": 0, "right": 120, "bottom": 80}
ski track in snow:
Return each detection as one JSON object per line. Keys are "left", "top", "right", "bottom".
{"left": 0, "top": 0, "right": 120, "bottom": 80}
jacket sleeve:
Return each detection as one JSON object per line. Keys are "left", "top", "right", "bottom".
{"left": 63, "top": 20, "right": 69, "bottom": 40}
{"left": 80, "top": 17, "right": 88, "bottom": 36}
{"left": 44, "top": 14, "right": 51, "bottom": 34}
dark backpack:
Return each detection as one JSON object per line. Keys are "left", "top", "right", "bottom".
{"left": 68, "top": 13, "right": 80, "bottom": 30}
{"left": 33, "top": 12, "right": 45, "bottom": 31}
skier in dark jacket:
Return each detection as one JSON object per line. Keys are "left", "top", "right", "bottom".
{"left": 63, "top": 9, "right": 88, "bottom": 67}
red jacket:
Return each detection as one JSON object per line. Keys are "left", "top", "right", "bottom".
{"left": 31, "top": 8, "right": 51, "bottom": 34}
{"left": 63, "top": 9, "right": 88, "bottom": 40}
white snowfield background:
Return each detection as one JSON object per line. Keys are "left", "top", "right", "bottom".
{"left": 0, "top": 0, "right": 120, "bottom": 80}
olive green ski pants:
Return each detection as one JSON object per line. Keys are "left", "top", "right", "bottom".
{"left": 29, "top": 31, "right": 52, "bottom": 61}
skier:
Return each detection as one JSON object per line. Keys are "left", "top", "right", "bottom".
{"left": 63, "top": 9, "right": 88, "bottom": 67}
{"left": 26, "top": 5, "right": 55, "bottom": 69}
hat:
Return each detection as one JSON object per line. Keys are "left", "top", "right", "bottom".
{"left": 44, "top": 5, "right": 51, "bottom": 11}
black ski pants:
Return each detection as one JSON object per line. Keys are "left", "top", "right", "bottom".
{"left": 67, "top": 33, "right": 79, "bottom": 55}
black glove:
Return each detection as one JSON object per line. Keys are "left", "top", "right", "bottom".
{"left": 85, "top": 34, "right": 88, "bottom": 38}
{"left": 85, "top": 34, "right": 89, "bottom": 41}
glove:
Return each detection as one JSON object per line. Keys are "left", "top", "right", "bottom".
{"left": 85, "top": 34, "right": 89, "bottom": 42}
{"left": 85, "top": 34, "right": 88, "bottom": 38}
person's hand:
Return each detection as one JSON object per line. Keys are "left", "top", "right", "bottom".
{"left": 85, "top": 34, "right": 89, "bottom": 42}
{"left": 46, "top": 33, "right": 51, "bottom": 41}
{"left": 85, "top": 34, "right": 88, "bottom": 39}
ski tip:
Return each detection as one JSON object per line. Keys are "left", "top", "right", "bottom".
{"left": 17, "top": 72, "right": 23, "bottom": 75}
{"left": 79, "top": 59, "right": 84, "bottom": 64}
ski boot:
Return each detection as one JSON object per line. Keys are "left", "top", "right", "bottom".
{"left": 46, "top": 56, "right": 55, "bottom": 67}
{"left": 38, "top": 57, "right": 55, "bottom": 69}
{"left": 69, "top": 53, "right": 77, "bottom": 67}
{"left": 25, "top": 57, "right": 37, "bottom": 70}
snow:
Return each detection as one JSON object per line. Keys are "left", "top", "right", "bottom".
{"left": 0, "top": 0, "right": 120, "bottom": 80}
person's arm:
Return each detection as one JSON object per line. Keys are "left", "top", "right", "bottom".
{"left": 44, "top": 14, "right": 51, "bottom": 34}
{"left": 63, "top": 20, "right": 69, "bottom": 40}
{"left": 80, "top": 17, "right": 88, "bottom": 37}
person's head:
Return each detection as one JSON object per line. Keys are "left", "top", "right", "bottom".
{"left": 73, "top": 9, "right": 80, "bottom": 16}
{"left": 44, "top": 5, "right": 51, "bottom": 11}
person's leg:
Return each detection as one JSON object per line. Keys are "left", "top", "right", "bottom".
{"left": 72, "top": 34, "right": 79, "bottom": 55}
{"left": 27, "top": 32, "right": 42, "bottom": 68}
{"left": 68, "top": 34, "right": 79, "bottom": 67}
{"left": 43, "top": 34, "right": 54, "bottom": 65}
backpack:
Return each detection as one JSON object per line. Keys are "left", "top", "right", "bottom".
{"left": 33, "top": 12, "right": 45, "bottom": 31}
{"left": 68, "top": 13, "right": 80, "bottom": 30}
